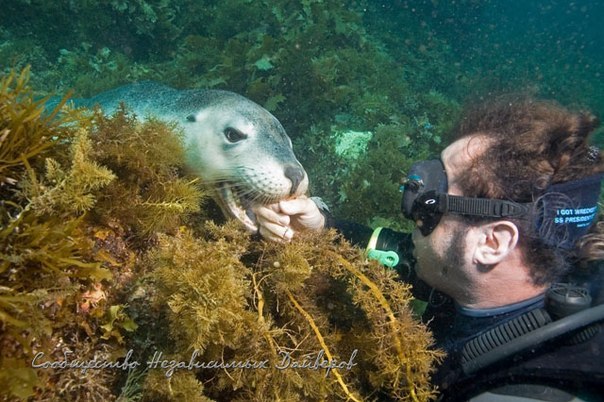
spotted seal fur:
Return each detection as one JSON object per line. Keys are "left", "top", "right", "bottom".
{"left": 71, "top": 81, "right": 308, "bottom": 232}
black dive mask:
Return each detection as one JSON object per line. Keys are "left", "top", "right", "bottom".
{"left": 401, "top": 159, "right": 603, "bottom": 249}
{"left": 400, "top": 159, "right": 448, "bottom": 235}
{"left": 401, "top": 159, "right": 531, "bottom": 236}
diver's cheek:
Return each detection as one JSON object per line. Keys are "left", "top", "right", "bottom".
{"left": 411, "top": 229, "right": 438, "bottom": 286}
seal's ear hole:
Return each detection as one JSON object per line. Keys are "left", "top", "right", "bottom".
{"left": 224, "top": 127, "right": 248, "bottom": 143}
{"left": 186, "top": 114, "right": 196, "bottom": 122}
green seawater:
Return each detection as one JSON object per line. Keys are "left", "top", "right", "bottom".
{"left": 1, "top": 0, "right": 602, "bottom": 231}
{"left": 1, "top": 0, "right": 602, "bottom": 239}
{"left": 1, "top": 1, "right": 603, "bottom": 400}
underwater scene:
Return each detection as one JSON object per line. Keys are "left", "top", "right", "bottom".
{"left": 1, "top": 1, "right": 603, "bottom": 401}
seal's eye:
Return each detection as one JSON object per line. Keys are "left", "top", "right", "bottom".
{"left": 224, "top": 127, "right": 247, "bottom": 143}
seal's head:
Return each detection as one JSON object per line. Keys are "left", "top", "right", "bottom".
{"left": 183, "top": 92, "right": 308, "bottom": 232}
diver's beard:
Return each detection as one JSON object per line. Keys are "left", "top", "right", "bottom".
{"left": 441, "top": 227, "right": 467, "bottom": 277}
{"left": 418, "top": 224, "right": 468, "bottom": 295}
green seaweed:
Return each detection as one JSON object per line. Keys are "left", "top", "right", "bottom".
{"left": 145, "top": 222, "right": 442, "bottom": 401}
{"left": 0, "top": 69, "right": 207, "bottom": 401}
{"left": 85, "top": 106, "right": 206, "bottom": 237}
{"left": 142, "top": 370, "right": 211, "bottom": 402}
{"left": 100, "top": 304, "right": 139, "bottom": 344}
{"left": 0, "top": 69, "right": 115, "bottom": 401}
{"left": 25, "top": 129, "right": 117, "bottom": 215}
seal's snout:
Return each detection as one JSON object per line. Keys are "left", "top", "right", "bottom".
{"left": 284, "top": 165, "right": 306, "bottom": 195}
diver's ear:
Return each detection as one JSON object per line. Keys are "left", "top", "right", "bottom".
{"left": 473, "top": 220, "right": 519, "bottom": 266}
{"left": 186, "top": 114, "right": 196, "bottom": 122}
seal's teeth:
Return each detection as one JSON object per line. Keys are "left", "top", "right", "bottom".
{"left": 217, "top": 183, "right": 258, "bottom": 233}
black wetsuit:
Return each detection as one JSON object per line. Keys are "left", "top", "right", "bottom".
{"left": 330, "top": 219, "right": 604, "bottom": 401}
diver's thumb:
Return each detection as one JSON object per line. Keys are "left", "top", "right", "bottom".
{"left": 279, "top": 197, "right": 316, "bottom": 216}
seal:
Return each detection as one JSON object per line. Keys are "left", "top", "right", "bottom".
{"left": 72, "top": 81, "right": 308, "bottom": 232}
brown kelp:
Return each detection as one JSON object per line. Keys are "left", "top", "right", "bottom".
{"left": 1, "top": 69, "right": 442, "bottom": 401}
{"left": 145, "top": 223, "right": 442, "bottom": 401}
{"left": 0, "top": 68, "right": 204, "bottom": 401}
{"left": 0, "top": 68, "right": 113, "bottom": 400}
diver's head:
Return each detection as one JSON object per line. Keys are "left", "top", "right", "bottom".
{"left": 402, "top": 98, "right": 603, "bottom": 301}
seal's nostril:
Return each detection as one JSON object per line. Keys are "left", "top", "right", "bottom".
{"left": 284, "top": 165, "right": 305, "bottom": 195}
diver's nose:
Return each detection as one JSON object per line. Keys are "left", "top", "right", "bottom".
{"left": 284, "top": 165, "right": 305, "bottom": 195}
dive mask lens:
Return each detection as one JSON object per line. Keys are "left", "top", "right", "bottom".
{"left": 401, "top": 159, "right": 448, "bottom": 236}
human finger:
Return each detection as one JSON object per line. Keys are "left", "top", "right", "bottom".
{"left": 257, "top": 220, "right": 295, "bottom": 242}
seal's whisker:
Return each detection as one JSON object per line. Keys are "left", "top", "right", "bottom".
{"left": 243, "top": 190, "right": 282, "bottom": 206}
{"left": 234, "top": 187, "right": 264, "bottom": 203}
{"left": 231, "top": 187, "right": 261, "bottom": 202}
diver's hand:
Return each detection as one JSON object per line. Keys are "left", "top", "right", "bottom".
{"left": 253, "top": 203, "right": 294, "bottom": 242}
{"left": 253, "top": 196, "right": 325, "bottom": 242}
{"left": 280, "top": 196, "right": 326, "bottom": 231}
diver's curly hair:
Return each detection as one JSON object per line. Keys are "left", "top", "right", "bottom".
{"left": 454, "top": 96, "right": 604, "bottom": 285}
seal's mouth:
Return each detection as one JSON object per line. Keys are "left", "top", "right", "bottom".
{"left": 216, "top": 182, "right": 268, "bottom": 233}
{"left": 213, "top": 167, "right": 308, "bottom": 233}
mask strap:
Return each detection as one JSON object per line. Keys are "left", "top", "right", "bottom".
{"left": 439, "top": 194, "right": 532, "bottom": 219}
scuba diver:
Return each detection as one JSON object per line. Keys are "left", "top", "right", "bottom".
{"left": 252, "top": 98, "right": 604, "bottom": 401}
